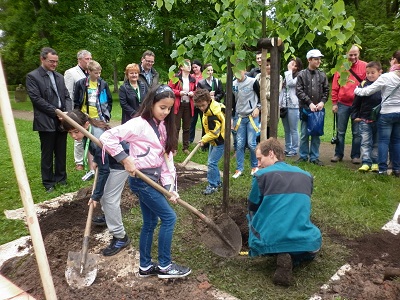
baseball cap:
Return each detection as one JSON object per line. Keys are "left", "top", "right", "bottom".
{"left": 306, "top": 49, "right": 324, "bottom": 59}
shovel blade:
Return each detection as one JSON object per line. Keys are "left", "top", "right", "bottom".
{"left": 200, "top": 213, "right": 242, "bottom": 258}
{"left": 65, "top": 251, "right": 99, "bottom": 288}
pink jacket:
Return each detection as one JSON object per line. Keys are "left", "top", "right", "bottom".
{"left": 99, "top": 116, "right": 176, "bottom": 187}
{"left": 331, "top": 60, "right": 367, "bottom": 106}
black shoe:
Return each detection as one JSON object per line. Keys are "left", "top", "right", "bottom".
{"left": 139, "top": 263, "right": 159, "bottom": 278}
{"left": 273, "top": 253, "right": 293, "bottom": 286}
{"left": 58, "top": 181, "right": 67, "bottom": 186}
{"left": 393, "top": 171, "right": 400, "bottom": 177}
{"left": 157, "top": 262, "right": 191, "bottom": 279}
{"left": 295, "top": 157, "right": 308, "bottom": 163}
{"left": 45, "top": 186, "right": 55, "bottom": 193}
{"left": 102, "top": 234, "right": 131, "bottom": 256}
{"left": 92, "top": 214, "right": 107, "bottom": 226}
{"left": 310, "top": 159, "right": 324, "bottom": 166}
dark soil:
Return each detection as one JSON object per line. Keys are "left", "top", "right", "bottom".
{"left": 2, "top": 151, "right": 400, "bottom": 300}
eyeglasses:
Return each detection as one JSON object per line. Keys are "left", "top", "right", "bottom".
{"left": 145, "top": 60, "right": 155, "bottom": 64}
{"left": 46, "top": 59, "right": 59, "bottom": 64}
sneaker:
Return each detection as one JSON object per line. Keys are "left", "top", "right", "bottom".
{"left": 139, "top": 263, "right": 159, "bottom": 278}
{"left": 232, "top": 170, "right": 242, "bottom": 179}
{"left": 45, "top": 186, "right": 55, "bottom": 193}
{"left": 92, "top": 214, "right": 106, "bottom": 226}
{"left": 251, "top": 167, "right": 259, "bottom": 175}
{"left": 217, "top": 181, "right": 223, "bottom": 189}
{"left": 310, "top": 159, "right": 324, "bottom": 166}
{"left": 330, "top": 156, "right": 342, "bottom": 163}
{"left": 370, "top": 164, "right": 379, "bottom": 172}
{"left": 358, "top": 164, "right": 370, "bottom": 172}
{"left": 82, "top": 170, "right": 95, "bottom": 181}
{"left": 393, "top": 171, "right": 400, "bottom": 178}
{"left": 203, "top": 185, "right": 218, "bottom": 195}
{"left": 157, "top": 262, "right": 191, "bottom": 279}
{"left": 273, "top": 253, "right": 293, "bottom": 286}
{"left": 285, "top": 152, "right": 297, "bottom": 157}
{"left": 295, "top": 157, "right": 308, "bottom": 163}
{"left": 351, "top": 157, "right": 361, "bottom": 164}
{"left": 102, "top": 234, "right": 131, "bottom": 256}
{"left": 378, "top": 171, "right": 388, "bottom": 176}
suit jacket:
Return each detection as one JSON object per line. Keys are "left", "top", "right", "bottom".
{"left": 197, "top": 77, "right": 225, "bottom": 102}
{"left": 64, "top": 65, "right": 87, "bottom": 101}
{"left": 26, "top": 66, "right": 72, "bottom": 132}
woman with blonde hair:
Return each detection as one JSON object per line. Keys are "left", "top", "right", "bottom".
{"left": 119, "top": 63, "right": 148, "bottom": 124}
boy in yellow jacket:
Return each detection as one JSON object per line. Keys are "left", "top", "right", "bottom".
{"left": 193, "top": 89, "right": 225, "bottom": 195}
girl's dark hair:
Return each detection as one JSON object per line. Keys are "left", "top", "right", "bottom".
{"left": 61, "top": 109, "right": 110, "bottom": 132}
{"left": 293, "top": 57, "right": 303, "bottom": 78}
{"left": 392, "top": 50, "right": 400, "bottom": 63}
{"left": 135, "top": 84, "right": 177, "bottom": 153}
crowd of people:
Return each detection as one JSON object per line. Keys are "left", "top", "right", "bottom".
{"left": 25, "top": 45, "right": 400, "bottom": 285}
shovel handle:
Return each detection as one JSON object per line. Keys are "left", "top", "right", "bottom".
{"left": 181, "top": 143, "right": 201, "bottom": 167}
{"left": 80, "top": 167, "right": 98, "bottom": 272}
{"left": 56, "top": 109, "right": 238, "bottom": 253}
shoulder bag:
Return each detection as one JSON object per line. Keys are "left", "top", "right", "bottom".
{"left": 371, "top": 81, "right": 400, "bottom": 121}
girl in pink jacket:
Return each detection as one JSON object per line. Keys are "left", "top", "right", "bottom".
{"left": 100, "top": 84, "right": 191, "bottom": 279}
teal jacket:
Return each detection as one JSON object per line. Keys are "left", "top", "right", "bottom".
{"left": 247, "top": 161, "right": 321, "bottom": 256}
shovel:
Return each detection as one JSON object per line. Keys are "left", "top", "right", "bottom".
{"left": 56, "top": 109, "right": 242, "bottom": 257}
{"left": 179, "top": 143, "right": 201, "bottom": 167}
{"left": 65, "top": 169, "right": 100, "bottom": 288}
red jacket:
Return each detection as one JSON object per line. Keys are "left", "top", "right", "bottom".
{"left": 168, "top": 73, "right": 197, "bottom": 116}
{"left": 331, "top": 60, "right": 367, "bottom": 106}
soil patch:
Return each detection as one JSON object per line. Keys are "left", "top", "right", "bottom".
{"left": 2, "top": 148, "right": 400, "bottom": 299}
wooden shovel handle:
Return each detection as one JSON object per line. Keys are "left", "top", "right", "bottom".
{"left": 56, "top": 109, "right": 238, "bottom": 252}
{"left": 80, "top": 169, "right": 98, "bottom": 269}
{"left": 181, "top": 143, "right": 201, "bottom": 167}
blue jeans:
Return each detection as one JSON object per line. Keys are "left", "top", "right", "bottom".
{"left": 207, "top": 144, "right": 224, "bottom": 187}
{"left": 334, "top": 103, "right": 361, "bottom": 159}
{"left": 359, "top": 121, "right": 378, "bottom": 166}
{"left": 299, "top": 120, "right": 320, "bottom": 161}
{"left": 281, "top": 108, "right": 299, "bottom": 154}
{"left": 234, "top": 116, "right": 258, "bottom": 171}
{"left": 377, "top": 113, "right": 400, "bottom": 172}
{"left": 129, "top": 177, "right": 177, "bottom": 268}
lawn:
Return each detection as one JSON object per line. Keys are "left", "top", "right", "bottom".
{"left": 2, "top": 91, "right": 400, "bottom": 299}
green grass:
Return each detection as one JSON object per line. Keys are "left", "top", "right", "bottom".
{"left": 2, "top": 93, "right": 400, "bottom": 299}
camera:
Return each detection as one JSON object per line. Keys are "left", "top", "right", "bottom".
{"left": 331, "top": 135, "right": 339, "bottom": 144}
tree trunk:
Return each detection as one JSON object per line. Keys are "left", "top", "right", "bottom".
{"left": 113, "top": 60, "right": 119, "bottom": 93}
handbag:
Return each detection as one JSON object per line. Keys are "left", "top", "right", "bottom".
{"left": 307, "top": 108, "right": 325, "bottom": 136}
{"left": 280, "top": 107, "right": 288, "bottom": 118}
{"left": 370, "top": 81, "right": 400, "bottom": 121}
{"left": 279, "top": 81, "right": 288, "bottom": 119}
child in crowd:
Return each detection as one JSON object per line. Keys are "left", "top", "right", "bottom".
{"left": 100, "top": 84, "right": 191, "bottom": 279}
{"left": 232, "top": 69, "right": 261, "bottom": 178}
{"left": 74, "top": 60, "right": 113, "bottom": 181}
{"left": 61, "top": 109, "right": 131, "bottom": 256}
{"left": 193, "top": 89, "right": 225, "bottom": 195}
{"left": 351, "top": 61, "right": 383, "bottom": 172}
{"left": 296, "top": 49, "right": 329, "bottom": 166}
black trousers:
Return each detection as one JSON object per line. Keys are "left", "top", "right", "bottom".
{"left": 38, "top": 131, "right": 68, "bottom": 189}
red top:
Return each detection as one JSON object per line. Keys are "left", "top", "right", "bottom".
{"left": 331, "top": 60, "right": 367, "bottom": 106}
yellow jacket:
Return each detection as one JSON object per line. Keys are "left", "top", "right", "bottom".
{"left": 201, "top": 100, "right": 225, "bottom": 146}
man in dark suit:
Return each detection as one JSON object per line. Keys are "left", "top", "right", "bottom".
{"left": 26, "top": 47, "right": 73, "bottom": 192}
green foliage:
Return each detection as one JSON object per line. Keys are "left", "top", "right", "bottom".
{"left": 167, "top": 0, "right": 359, "bottom": 77}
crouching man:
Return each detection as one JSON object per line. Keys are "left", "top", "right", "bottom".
{"left": 247, "top": 138, "right": 322, "bottom": 286}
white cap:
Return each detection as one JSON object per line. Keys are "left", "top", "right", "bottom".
{"left": 306, "top": 49, "right": 324, "bottom": 59}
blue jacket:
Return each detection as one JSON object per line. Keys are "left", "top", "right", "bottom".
{"left": 247, "top": 161, "right": 321, "bottom": 256}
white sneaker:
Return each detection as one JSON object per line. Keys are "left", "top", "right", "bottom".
{"left": 251, "top": 167, "right": 259, "bottom": 176}
{"left": 232, "top": 170, "right": 242, "bottom": 179}
{"left": 82, "top": 170, "right": 95, "bottom": 181}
